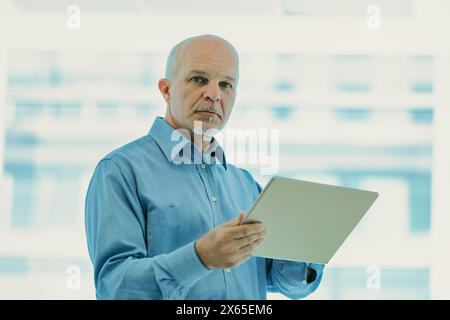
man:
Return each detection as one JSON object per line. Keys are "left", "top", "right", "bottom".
{"left": 85, "top": 34, "right": 324, "bottom": 299}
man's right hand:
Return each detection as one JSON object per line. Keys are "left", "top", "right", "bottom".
{"left": 195, "top": 212, "right": 266, "bottom": 270}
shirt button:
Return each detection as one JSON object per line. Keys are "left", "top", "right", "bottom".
{"left": 211, "top": 196, "right": 217, "bottom": 203}
{"left": 201, "top": 164, "right": 206, "bottom": 169}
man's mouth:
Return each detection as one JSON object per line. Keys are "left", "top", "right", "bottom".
{"left": 197, "top": 110, "right": 220, "bottom": 118}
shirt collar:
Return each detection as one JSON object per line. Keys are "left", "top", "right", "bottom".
{"left": 148, "top": 116, "right": 227, "bottom": 169}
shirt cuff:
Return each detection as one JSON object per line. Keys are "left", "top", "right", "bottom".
{"left": 308, "top": 263, "right": 325, "bottom": 276}
{"left": 165, "top": 241, "right": 212, "bottom": 288}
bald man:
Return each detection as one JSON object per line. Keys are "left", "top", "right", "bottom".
{"left": 85, "top": 35, "right": 324, "bottom": 300}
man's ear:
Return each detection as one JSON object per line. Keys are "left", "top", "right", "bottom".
{"left": 158, "top": 78, "right": 171, "bottom": 104}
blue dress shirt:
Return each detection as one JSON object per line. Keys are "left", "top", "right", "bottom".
{"left": 85, "top": 116, "right": 324, "bottom": 300}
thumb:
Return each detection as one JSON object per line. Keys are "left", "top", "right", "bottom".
{"left": 221, "top": 212, "right": 245, "bottom": 227}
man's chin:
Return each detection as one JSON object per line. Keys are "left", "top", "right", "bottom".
{"left": 192, "top": 119, "right": 221, "bottom": 136}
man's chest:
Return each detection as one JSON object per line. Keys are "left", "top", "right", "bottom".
{"left": 134, "top": 164, "right": 258, "bottom": 255}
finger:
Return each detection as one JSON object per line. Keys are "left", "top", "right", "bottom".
{"left": 220, "top": 212, "right": 245, "bottom": 228}
{"left": 235, "top": 230, "right": 266, "bottom": 248}
{"left": 228, "top": 223, "right": 265, "bottom": 239}
{"left": 236, "top": 253, "right": 253, "bottom": 266}
{"left": 239, "top": 238, "right": 265, "bottom": 255}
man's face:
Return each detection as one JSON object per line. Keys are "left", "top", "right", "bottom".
{"left": 161, "top": 39, "right": 238, "bottom": 135}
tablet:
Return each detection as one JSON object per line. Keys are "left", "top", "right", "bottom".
{"left": 242, "top": 176, "right": 378, "bottom": 264}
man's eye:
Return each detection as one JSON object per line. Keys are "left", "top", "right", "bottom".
{"left": 220, "top": 81, "right": 232, "bottom": 89}
{"left": 191, "top": 76, "right": 207, "bottom": 84}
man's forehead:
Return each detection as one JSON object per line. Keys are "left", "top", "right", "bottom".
{"left": 182, "top": 39, "right": 237, "bottom": 63}
{"left": 180, "top": 54, "right": 238, "bottom": 81}
{"left": 184, "top": 38, "right": 237, "bottom": 57}
{"left": 165, "top": 35, "right": 239, "bottom": 80}
{"left": 185, "top": 67, "right": 236, "bottom": 82}
{"left": 183, "top": 47, "right": 237, "bottom": 66}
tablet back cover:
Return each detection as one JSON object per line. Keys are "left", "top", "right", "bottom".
{"left": 244, "top": 176, "right": 378, "bottom": 264}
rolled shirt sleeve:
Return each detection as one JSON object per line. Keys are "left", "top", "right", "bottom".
{"left": 267, "top": 259, "right": 325, "bottom": 299}
{"left": 85, "top": 159, "right": 212, "bottom": 299}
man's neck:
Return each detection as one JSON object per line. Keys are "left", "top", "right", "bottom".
{"left": 192, "top": 132, "right": 213, "bottom": 154}
{"left": 163, "top": 116, "right": 214, "bottom": 154}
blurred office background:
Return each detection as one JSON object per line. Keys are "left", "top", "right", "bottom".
{"left": 1, "top": 0, "right": 450, "bottom": 299}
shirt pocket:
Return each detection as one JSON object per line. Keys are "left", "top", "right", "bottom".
{"left": 146, "top": 204, "right": 208, "bottom": 256}
{"left": 148, "top": 205, "right": 185, "bottom": 227}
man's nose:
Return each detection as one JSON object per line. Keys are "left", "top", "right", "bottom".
{"left": 203, "top": 82, "right": 221, "bottom": 102}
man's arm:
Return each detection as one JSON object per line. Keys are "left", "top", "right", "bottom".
{"left": 85, "top": 159, "right": 211, "bottom": 299}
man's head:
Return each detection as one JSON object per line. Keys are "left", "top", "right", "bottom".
{"left": 158, "top": 34, "right": 239, "bottom": 137}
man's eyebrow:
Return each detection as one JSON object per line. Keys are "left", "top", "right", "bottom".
{"left": 187, "top": 70, "right": 235, "bottom": 82}
{"left": 223, "top": 75, "right": 235, "bottom": 82}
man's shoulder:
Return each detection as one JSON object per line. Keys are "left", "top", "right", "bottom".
{"left": 227, "top": 164, "right": 251, "bottom": 179}
{"left": 226, "top": 163, "right": 258, "bottom": 184}
{"left": 224, "top": 164, "right": 262, "bottom": 196}
{"left": 101, "top": 134, "right": 157, "bottom": 164}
